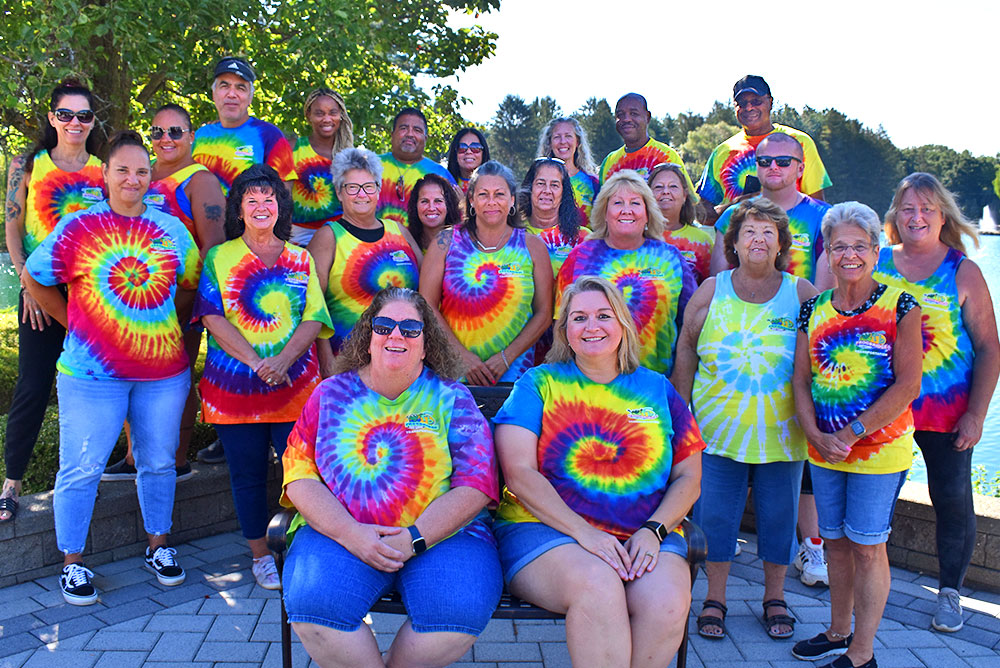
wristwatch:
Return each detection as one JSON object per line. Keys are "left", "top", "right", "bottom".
{"left": 849, "top": 419, "right": 867, "bottom": 437}
{"left": 641, "top": 520, "right": 667, "bottom": 544}
{"left": 407, "top": 525, "right": 427, "bottom": 554}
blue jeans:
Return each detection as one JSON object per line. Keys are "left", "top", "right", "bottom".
{"left": 283, "top": 524, "right": 502, "bottom": 635}
{"left": 695, "top": 453, "right": 804, "bottom": 564}
{"left": 54, "top": 371, "right": 189, "bottom": 554}
{"left": 809, "top": 464, "right": 907, "bottom": 545}
{"left": 213, "top": 422, "right": 293, "bottom": 541}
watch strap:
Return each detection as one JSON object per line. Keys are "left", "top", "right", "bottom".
{"left": 407, "top": 525, "right": 427, "bottom": 554}
{"left": 641, "top": 520, "right": 667, "bottom": 543}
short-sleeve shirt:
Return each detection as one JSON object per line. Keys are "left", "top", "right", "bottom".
{"left": 25, "top": 201, "right": 200, "bottom": 381}
{"left": 598, "top": 138, "right": 697, "bottom": 196}
{"left": 493, "top": 360, "right": 705, "bottom": 540}
{"left": 194, "top": 238, "right": 333, "bottom": 423}
{"left": 569, "top": 171, "right": 599, "bottom": 227}
{"left": 144, "top": 163, "right": 213, "bottom": 247}
{"left": 282, "top": 368, "right": 499, "bottom": 543}
{"left": 291, "top": 137, "right": 342, "bottom": 229}
{"left": 23, "top": 151, "right": 105, "bottom": 256}
{"left": 376, "top": 154, "right": 456, "bottom": 229}
{"left": 697, "top": 125, "right": 831, "bottom": 208}
{"left": 663, "top": 224, "right": 715, "bottom": 285}
{"left": 527, "top": 224, "right": 589, "bottom": 282}
{"left": 193, "top": 117, "right": 297, "bottom": 194}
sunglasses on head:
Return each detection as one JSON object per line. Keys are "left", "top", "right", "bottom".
{"left": 54, "top": 108, "right": 95, "bottom": 124}
{"left": 756, "top": 155, "right": 801, "bottom": 168}
{"left": 457, "top": 142, "right": 484, "bottom": 153}
{"left": 534, "top": 156, "right": 565, "bottom": 165}
{"left": 149, "top": 126, "right": 190, "bottom": 141}
{"left": 372, "top": 316, "right": 424, "bottom": 338}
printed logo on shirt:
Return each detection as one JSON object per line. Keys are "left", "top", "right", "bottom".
{"left": 857, "top": 331, "right": 891, "bottom": 354}
{"left": 498, "top": 262, "right": 527, "bottom": 277}
{"left": 234, "top": 145, "right": 254, "bottom": 159}
{"left": 554, "top": 244, "right": 573, "bottom": 258}
{"left": 405, "top": 411, "right": 439, "bottom": 433}
{"left": 81, "top": 187, "right": 103, "bottom": 201}
{"left": 768, "top": 317, "right": 796, "bottom": 332}
{"left": 626, "top": 406, "right": 660, "bottom": 423}
{"left": 638, "top": 267, "right": 665, "bottom": 279}
{"left": 390, "top": 250, "right": 411, "bottom": 265}
{"left": 922, "top": 292, "right": 950, "bottom": 309}
{"left": 285, "top": 271, "right": 309, "bottom": 286}
{"left": 791, "top": 233, "right": 811, "bottom": 249}
{"left": 144, "top": 194, "right": 166, "bottom": 207}
{"left": 149, "top": 236, "right": 177, "bottom": 253}
{"left": 679, "top": 249, "right": 697, "bottom": 265}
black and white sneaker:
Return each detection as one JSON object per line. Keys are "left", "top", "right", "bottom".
{"left": 792, "top": 631, "right": 853, "bottom": 661}
{"left": 145, "top": 546, "right": 186, "bottom": 586}
{"left": 60, "top": 562, "right": 98, "bottom": 606}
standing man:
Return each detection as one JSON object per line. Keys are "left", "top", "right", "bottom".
{"left": 698, "top": 75, "right": 831, "bottom": 224}
{"left": 376, "top": 107, "right": 456, "bottom": 229}
{"left": 192, "top": 56, "right": 297, "bottom": 195}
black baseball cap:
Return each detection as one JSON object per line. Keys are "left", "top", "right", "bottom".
{"left": 214, "top": 57, "right": 256, "bottom": 83}
{"left": 733, "top": 75, "right": 771, "bottom": 99}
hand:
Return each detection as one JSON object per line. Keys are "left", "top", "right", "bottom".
{"left": 461, "top": 348, "right": 496, "bottom": 386}
{"left": 22, "top": 291, "right": 52, "bottom": 332}
{"left": 575, "top": 525, "right": 631, "bottom": 579}
{"left": 319, "top": 358, "right": 336, "bottom": 379}
{"left": 256, "top": 355, "right": 292, "bottom": 387}
{"left": 339, "top": 522, "right": 406, "bottom": 572}
{"left": 811, "top": 430, "right": 853, "bottom": 464}
{"left": 953, "top": 412, "right": 984, "bottom": 451}
{"left": 380, "top": 530, "right": 415, "bottom": 565}
{"left": 484, "top": 351, "right": 510, "bottom": 381}
{"left": 624, "top": 526, "right": 661, "bottom": 580}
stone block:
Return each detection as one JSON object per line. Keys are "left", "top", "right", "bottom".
{"left": 0, "top": 535, "right": 43, "bottom": 577}
{"left": 146, "top": 631, "right": 205, "bottom": 662}
{"left": 205, "top": 613, "right": 258, "bottom": 641}
{"left": 21, "top": 650, "right": 100, "bottom": 668}
{"left": 474, "top": 641, "right": 542, "bottom": 662}
{"left": 193, "top": 640, "right": 268, "bottom": 662}
{"left": 89, "top": 515, "right": 137, "bottom": 552}
{"left": 85, "top": 630, "right": 161, "bottom": 651}
{"left": 92, "top": 652, "right": 148, "bottom": 668}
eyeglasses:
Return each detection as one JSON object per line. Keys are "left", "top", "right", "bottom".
{"left": 829, "top": 243, "right": 872, "bottom": 256}
{"left": 457, "top": 142, "right": 484, "bottom": 153}
{"left": 756, "top": 155, "right": 801, "bottom": 168}
{"left": 53, "top": 109, "right": 95, "bottom": 124}
{"left": 342, "top": 182, "right": 379, "bottom": 196}
{"left": 149, "top": 126, "right": 190, "bottom": 141}
{"left": 372, "top": 316, "right": 424, "bottom": 338}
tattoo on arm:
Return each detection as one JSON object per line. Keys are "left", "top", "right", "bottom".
{"left": 6, "top": 157, "right": 25, "bottom": 224}
{"left": 204, "top": 204, "right": 222, "bottom": 223}
{"left": 435, "top": 229, "right": 449, "bottom": 250}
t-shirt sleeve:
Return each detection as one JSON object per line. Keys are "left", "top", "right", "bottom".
{"left": 799, "top": 134, "right": 832, "bottom": 193}
{"left": 303, "top": 253, "right": 335, "bottom": 337}
{"left": 896, "top": 291, "right": 919, "bottom": 322}
{"left": 492, "top": 368, "right": 544, "bottom": 434}
{"left": 696, "top": 149, "right": 722, "bottom": 206}
{"left": 192, "top": 248, "right": 224, "bottom": 322}
{"left": 446, "top": 385, "right": 500, "bottom": 502}
{"left": 714, "top": 207, "right": 732, "bottom": 235}
{"left": 280, "top": 384, "right": 324, "bottom": 506}
{"left": 24, "top": 213, "right": 81, "bottom": 286}
{"left": 175, "top": 226, "right": 202, "bottom": 291}
{"left": 666, "top": 381, "right": 705, "bottom": 464}
{"left": 267, "top": 135, "right": 298, "bottom": 182}
{"left": 797, "top": 295, "right": 820, "bottom": 332}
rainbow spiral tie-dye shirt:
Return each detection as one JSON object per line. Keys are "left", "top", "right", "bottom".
{"left": 557, "top": 239, "right": 696, "bottom": 376}
{"left": 569, "top": 171, "right": 599, "bottom": 227}
{"left": 527, "top": 224, "right": 589, "bottom": 281}
{"left": 192, "top": 117, "right": 296, "bottom": 194}
{"left": 874, "top": 247, "right": 974, "bottom": 433}
{"left": 144, "top": 163, "right": 213, "bottom": 246}
{"left": 281, "top": 368, "right": 499, "bottom": 543}
{"left": 25, "top": 201, "right": 200, "bottom": 381}
{"left": 663, "top": 224, "right": 715, "bottom": 285}
{"left": 194, "top": 238, "right": 333, "bottom": 424}
{"left": 799, "top": 285, "right": 917, "bottom": 474}
{"left": 696, "top": 125, "right": 832, "bottom": 208}
{"left": 376, "top": 154, "right": 455, "bottom": 230}
{"left": 324, "top": 220, "right": 419, "bottom": 353}
{"left": 291, "top": 137, "right": 342, "bottom": 230}
{"left": 598, "top": 138, "right": 697, "bottom": 197}
{"left": 23, "top": 151, "right": 105, "bottom": 256}
{"left": 494, "top": 361, "right": 705, "bottom": 539}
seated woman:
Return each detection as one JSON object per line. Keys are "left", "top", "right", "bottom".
{"left": 406, "top": 173, "right": 462, "bottom": 252}
{"left": 792, "top": 203, "right": 922, "bottom": 668}
{"left": 281, "top": 287, "right": 502, "bottom": 668}
{"left": 648, "top": 162, "right": 714, "bottom": 284}
{"left": 493, "top": 276, "right": 704, "bottom": 667}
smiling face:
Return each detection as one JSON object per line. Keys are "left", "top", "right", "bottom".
{"left": 391, "top": 113, "right": 427, "bottom": 164}
{"left": 566, "top": 290, "right": 623, "bottom": 366}
{"left": 735, "top": 92, "right": 773, "bottom": 136}
{"left": 614, "top": 97, "right": 650, "bottom": 148}
{"left": 471, "top": 174, "right": 513, "bottom": 228}
{"left": 827, "top": 223, "right": 877, "bottom": 285}
{"left": 368, "top": 299, "right": 425, "bottom": 376}
{"left": 307, "top": 95, "right": 342, "bottom": 140}
{"left": 896, "top": 189, "right": 945, "bottom": 247}
{"left": 103, "top": 145, "right": 151, "bottom": 211}
{"left": 340, "top": 168, "right": 379, "bottom": 220}
{"left": 416, "top": 182, "right": 447, "bottom": 230}
{"left": 735, "top": 216, "right": 780, "bottom": 267}
{"left": 48, "top": 94, "right": 94, "bottom": 148}
{"left": 240, "top": 186, "right": 279, "bottom": 235}
{"left": 212, "top": 73, "right": 252, "bottom": 127}
{"left": 649, "top": 169, "right": 685, "bottom": 224}
{"left": 455, "top": 131, "right": 484, "bottom": 177}
{"left": 605, "top": 186, "right": 648, "bottom": 248}
{"left": 550, "top": 121, "right": 579, "bottom": 164}
{"left": 530, "top": 164, "right": 564, "bottom": 218}
{"left": 150, "top": 108, "right": 192, "bottom": 165}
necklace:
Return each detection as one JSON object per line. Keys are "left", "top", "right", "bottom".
{"left": 474, "top": 228, "right": 511, "bottom": 252}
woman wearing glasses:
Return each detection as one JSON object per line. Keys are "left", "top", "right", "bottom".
{"left": 2, "top": 80, "right": 105, "bottom": 525}
{"left": 307, "top": 148, "right": 421, "bottom": 373}
{"left": 281, "top": 287, "right": 501, "bottom": 667}
{"left": 537, "top": 117, "right": 600, "bottom": 228}
{"left": 446, "top": 127, "right": 490, "bottom": 194}
{"left": 195, "top": 164, "right": 333, "bottom": 589}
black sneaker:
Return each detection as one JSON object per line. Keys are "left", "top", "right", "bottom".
{"left": 145, "top": 546, "right": 186, "bottom": 586}
{"left": 175, "top": 462, "right": 194, "bottom": 482}
{"left": 197, "top": 439, "right": 226, "bottom": 464}
{"left": 60, "top": 562, "right": 98, "bottom": 606}
{"left": 818, "top": 655, "right": 877, "bottom": 668}
{"left": 101, "top": 458, "right": 137, "bottom": 481}
{"left": 792, "top": 631, "right": 853, "bottom": 661}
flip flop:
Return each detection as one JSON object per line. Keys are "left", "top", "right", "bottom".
{"left": 697, "top": 599, "right": 728, "bottom": 639}
{"left": 763, "top": 598, "right": 795, "bottom": 639}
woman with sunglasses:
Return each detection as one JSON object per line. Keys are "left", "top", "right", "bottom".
{"left": 281, "top": 287, "right": 501, "bottom": 668}
{"left": 537, "top": 117, "right": 600, "bottom": 228}
{"left": 194, "top": 164, "right": 333, "bottom": 589}
{"left": 307, "top": 148, "right": 421, "bottom": 374}
{"left": 446, "top": 127, "right": 490, "bottom": 194}
{"left": 407, "top": 173, "right": 463, "bottom": 251}
{"left": 2, "top": 80, "right": 104, "bottom": 525}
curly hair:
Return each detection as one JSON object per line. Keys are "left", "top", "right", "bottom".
{"left": 518, "top": 158, "right": 580, "bottom": 240}
{"left": 536, "top": 117, "right": 598, "bottom": 175}
{"left": 647, "top": 163, "right": 697, "bottom": 227}
{"left": 331, "top": 147, "right": 382, "bottom": 191}
{"left": 884, "top": 172, "right": 979, "bottom": 254}
{"left": 224, "top": 164, "right": 293, "bottom": 241}
{"left": 407, "top": 173, "right": 462, "bottom": 247}
{"left": 588, "top": 170, "right": 665, "bottom": 241}
{"left": 722, "top": 197, "right": 792, "bottom": 270}
{"left": 446, "top": 127, "right": 490, "bottom": 182}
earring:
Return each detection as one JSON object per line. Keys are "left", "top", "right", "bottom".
{"left": 509, "top": 205, "right": 516, "bottom": 216}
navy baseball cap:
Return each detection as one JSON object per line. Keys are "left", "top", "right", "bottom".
{"left": 213, "top": 57, "right": 256, "bottom": 83}
{"left": 733, "top": 75, "right": 771, "bottom": 99}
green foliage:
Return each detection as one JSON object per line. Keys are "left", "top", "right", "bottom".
{"left": 681, "top": 121, "right": 740, "bottom": 184}
{"left": 902, "top": 145, "right": 999, "bottom": 219}
{"left": 575, "top": 97, "right": 618, "bottom": 168}
{"left": 971, "top": 465, "right": 1000, "bottom": 498}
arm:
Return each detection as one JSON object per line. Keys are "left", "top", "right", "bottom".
{"left": 955, "top": 260, "right": 1000, "bottom": 450}
{"left": 174, "top": 288, "right": 197, "bottom": 328}
{"left": 305, "top": 224, "right": 335, "bottom": 293}
{"left": 5, "top": 158, "right": 51, "bottom": 331}
{"left": 184, "top": 170, "right": 226, "bottom": 255}
{"left": 814, "top": 251, "right": 835, "bottom": 291}
{"left": 398, "top": 222, "right": 424, "bottom": 268}
{"left": 257, "top": 320, "right": 324, "bottom": 385}
{"left": 699, "top": 200, "right": 720, "bottom": 226}
{"left": 21, "top": 272, "right": 68, "bottom": 328}
{"left": 381, "top": 486, "right": 491, "bottom": 560}
{"left": 708, "top": 229, "right": 728, "bottom": 277}
{"left": 807, "top": 188, "right": 826, "bottom": 202}
{"left": 669, "top": 278, "right": 715, "bottom": 402}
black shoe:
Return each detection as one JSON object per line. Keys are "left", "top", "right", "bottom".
{"left": 145, "top": 546, "right": 186, "bottom": 586}
{"left": 818, "top": 654, "right": 877, "bottom": 668}
{"left": 60, "top": 563, "right": 98, "bottom": 605}
{"left": 101, "top": 458, "right": 138, "bottom": 481}
{"left": 197, "top": 439, "right": 225, "bottom": 464}
{"left": 175, "top": 462, "right": 194, "bottom": 482}
{"left": 792, "top": 632, "right": 853, "bottom": 661}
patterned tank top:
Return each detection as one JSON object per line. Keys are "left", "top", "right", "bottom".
{"left": 144, "top": 163, "right": 210, "bottom": 245}
{"left": 23, "top": 151, "right": 104, "bottom": 256}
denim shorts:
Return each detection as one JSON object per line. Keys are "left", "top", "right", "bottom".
{"left": 282, "top": 524, "right": 502, "bottom": 635}
{"left": 493, "top": 520, "right": 687, "bottom": 584}
{"left": 809, "top": 464, "right": 908, "bottom": 545}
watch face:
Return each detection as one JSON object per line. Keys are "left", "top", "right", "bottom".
{"left": 851, "top": 420, "right": 865, "bottom": 436}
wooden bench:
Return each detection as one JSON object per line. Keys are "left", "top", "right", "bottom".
{"left": 266, "top": 384, "right": 707, "bottom": 668}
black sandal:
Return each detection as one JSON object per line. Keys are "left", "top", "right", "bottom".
{"left": 697, "top": 599, "right": 727, "bottom": 639}
{"left": 0, "top": 495, "right": 18, "bottom": 524}
{"left": 762, "top": 599, "right": 795, "bottom": 639}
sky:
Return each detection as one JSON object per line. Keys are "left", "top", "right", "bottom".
{"left": 418, "top": 0, "right": 1000, "bottom": 157}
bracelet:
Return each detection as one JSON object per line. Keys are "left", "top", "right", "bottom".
{"left": 500, "top": 349, "right": 510, "bottom": 369}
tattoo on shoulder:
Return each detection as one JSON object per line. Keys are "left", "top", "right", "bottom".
{"left": 435, "top": 229, "right": 450, "bottom": 250}
{"left": 204, "top": 204, "right": 222, "bottom": 222}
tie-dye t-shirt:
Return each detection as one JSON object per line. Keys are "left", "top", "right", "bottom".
{"left": 23, "top": 151, "right": 105, "bottom": 256}
{"left": 663, "top": 224, "right": 715, "bottom": 285}
{"left": 324, "top": 220, "right": 419, "bottom": 353}
{"left": 494, "top": 360, "right": 705, "bottom": 540}
{"left": 527, "top": 224, "right": 589, "bottom": 280}
{"left": 143, "top": 163, "right": 212, "bottom": 246}
{"left": 192, "top": 117, "right": 296, "bottom": 194}
{"left": 376, "top": 154, "right": 456, "bottom": 229}
{"left": 798, "top": 285, "right": 917, "bottom": 474}
{"left": 25, "top": 201, "right": 200, "bottom": 381}
{"left": 874, "top": 247, "right": 973, "bottom": 433}
{"left": 281, "top": 368, "right": 499, "bottom": 543}
{"left": 715, "top": 195, "right": 830, "bottom": 282}
{"left": 598, "top": 138, "right": 697, "bottom": 196}
{"left": 557, "top": 239, "right": 696, "bottom": 376}
{"left": 569, "top": 171, "right": 599, "bottom": 227}
{"left": 441, "top": 226, "right": 536, "bottom": 380}
{"left": 692, "top": 271, "right": 806, "bottom": 463}
{"left": 194, "top": 238, "right": 333, "bottom": 424}
{"left": 696, "top": 125, "right": 832, "bottom": 208}
{"left": 291, "top": 137, "right": 342, "bottom": 230}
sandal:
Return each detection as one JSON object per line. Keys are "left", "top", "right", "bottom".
{"left": 0, "top": 490, "right": 18, "bottom": 524}
{"left": 762, "top": 599, "right": 795, "bottom": 639}
{"left": 697, "top": 599, "right": 728, "bottom": 639}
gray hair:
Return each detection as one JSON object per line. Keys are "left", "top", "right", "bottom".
{"left": 331, "top": 147, "right": 383, "bottom": 191}
{"left": 822, "top": 201, "right": 882, "bottom": 248}
{"left": 211, "top": 78, "right": 254, "bottom": 99}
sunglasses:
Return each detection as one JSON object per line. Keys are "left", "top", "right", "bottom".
{"left": 149, "top": 126, "right": 190, "bottom": 141}
{"left": 756, "top": 155, "right": 801, "bottom": 168}
{"left": 53, "top": 108, "right": 95, "bottom": 124}
{"left": 457, "top": 142, "right": 484, "bottom": 153}
{"left": 372, "top": 316, "right": 424, "bottom": 338}
{"left": 535, "top": 156, "right": 566, "bottom": 165}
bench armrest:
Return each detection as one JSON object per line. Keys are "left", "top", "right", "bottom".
{"left": 681, "top": 516, "right": 707, "bottom": 566}
{"left": 266, "top": 508, "right": 298, "bottom": 555}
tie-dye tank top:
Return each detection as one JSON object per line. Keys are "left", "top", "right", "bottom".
{"left": 527, "top": 224, "right": 589, "bottom": 280}
{"left": 569, "top": 171, "right": 599, "bottom": 227}
{"left": 692, "top": 271, "right": 806, "bottom": 463}
{"left": 873, "top": 247, "right": 973, "bottom": 433}
{"left": 663, "top": 224, "right": 715, "bottom": 285}
{"left": 291, "top": 137, "right": 342, "bottom": 230}
{"left": 144, "top": 163, "right": 210, "bottom": 246}
{"left": 23, "top": 151, "right": 105, "bottom": 256}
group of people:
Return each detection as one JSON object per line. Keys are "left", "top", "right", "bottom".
{"left": 1, "top": 60, "right": 997, "bottom": 668}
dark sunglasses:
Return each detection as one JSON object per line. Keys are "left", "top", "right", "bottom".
{"left": 756, "top": 155, "right": 801, "bottom": 168}
{"left": 54, "top": 108, "right": 95, "bottom": 124}
{"left": 457, "top": 142, "right": 484, "bottom": 153}
{"left": 372, "top": 316, "right": 424, "bottom": 338}
{"left": 149, "top": 126, "right": 190, "bottom": 141}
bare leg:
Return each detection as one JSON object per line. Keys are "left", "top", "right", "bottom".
{"left": 384, "top": 620, "right": 475, "bottom": 668}
{"left": 824, "top": 537, "right": 855, "bottom": 639}
{"left": 293, "top": 621, "right": 384, "bottom": 668}
{"left": 625, "top": 553, "right": 690, "bottom": 668}
{"left": 700, "top": 560, "right": 731, "bottom": 636}
{"left": 762, "top": 561, "right": 792, "bottom": 635}
{"left": 798, "top": 493, "right": 819, "bottom": 541}
{"left": 843, "top": 542, "right": 889, "bottom": 665}
{"left": 248, "top": 536, "right": 271, "bottom": 559}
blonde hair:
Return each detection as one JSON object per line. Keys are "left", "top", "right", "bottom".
{"left": 303, "top": 88, "right": 354, "bottom": 156}
{"left": 884, "top": 172, "right": 979, "bottom": 254}
{"left": 546, "top": 276, "right": 640, "bottom": 375}
{"left": 588, "top": 170, "right": 665, "bottom": 241}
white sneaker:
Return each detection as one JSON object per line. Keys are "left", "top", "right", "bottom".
{"left": 794, "top": 537, "right": 828, "bottom": 586}
{"left": 253, "top": 555, "right": 281, "bottom": 590}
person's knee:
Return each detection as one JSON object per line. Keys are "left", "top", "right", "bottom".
{"left": 850, "top": 542, "right": 883, "bottom": 566}
{"left": 569, "top": 559, "right": 627, "bottom": 611}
